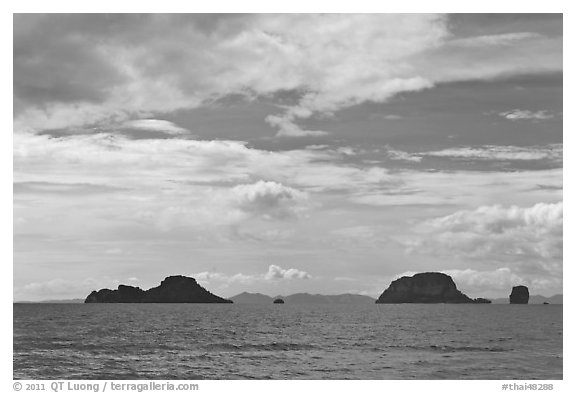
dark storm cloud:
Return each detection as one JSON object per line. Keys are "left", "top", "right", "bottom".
{"left": 13, "top": 14, "right": 253, "bottom": 114}
{"left": 14, "top": 14, "right": 125, "bottom": 112}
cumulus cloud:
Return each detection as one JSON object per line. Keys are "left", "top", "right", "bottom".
{"left": 499, "top": 109, "right": 555, "bottom": 121}
{"left": 264, "top": 264, "right": 311, "bottom": 280}
{"left": 406, "top": 202, "right": 563, "bottom": 267}
{"left": 194, "top": 264, "right": 311, "bottom": 286}
{"left": 14, "top": 133, "right": 318, "bottom": 236}
{"left": 15, "top": 131, "right": 562, "bottom": 246}
{"left": 231, "top": 181, "right": 308, "bottom": 219}
{"left": 146, "top": 181, "right": 309, "bottom": 233}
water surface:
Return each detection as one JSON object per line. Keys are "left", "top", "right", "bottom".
{"left": 13, "top": 303, "right": 562, "bottom": 379}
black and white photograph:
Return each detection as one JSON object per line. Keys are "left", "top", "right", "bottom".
{"left": 11, "top": 8, "right": 565, "bottom": 385}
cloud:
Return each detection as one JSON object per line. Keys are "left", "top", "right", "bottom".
{"left": 349, "top": 168, "right": 562, "bottom": 207}
{"left": 441, "top": 268, "right": 524, "bottom": 295}
{"left": 373, "top": 144, "right": 562, "bottom": 164}
{"left": 448, "top": 32, "right": 542, "bottom": 47}
{"left": 221, "top": 14, "right": 446, "bottom": 137}
{"left": 406, "top": 202, "right": 563, "bottom": 268}
{"left": 264, "top": 265, "right": 311, "bottom": 280}
{"left": 15, "top": 276, "right": 124, "bottom": 300}
{"left": 194, "top": 272, "right": 256, "bottom": 285}
{"left": 14, "top": 132, "right": 397, "bottom": 194}
{"left": 391, "top": 267, "right": 562, "bottom": 298}
{"left": 419, "top": 144, "right": 562, "bottom": 162}
{"left": 441, "top": 268, "right": 562, "bottom": 298}
{"left": 385, "top": 147, "right": 423, "bottom": 162}
{"left": 147, "top": 180, "right": 310, "bottom": 233}
{"left": 13, "top": 132, "right": 264, "bottom": 186}
{"left": 13, "top": 181, "right": 125, "bottom": 195}
{"left": 14, "top": 133, "right": 318, "bottom": 237}
{"left": 266, "top": 77, "right": 433, "bottom": 137}
{"left": 142, "top": 180, "right": 309, "bottom": 233}
{"left": 16, "top": 14, "right": 561, "bottom": 138}
{"left": 120, "top": 119, "right": 190, "bottom": 135}
{"left": 331, "top": 226, "right": 377, "bottom": 239}
{"left": 194, "top": 264, "right": 311, "bottom": 286}
{"left": 231, "top": 180, "right": 308, "bottom": 219}
{"left": 265, "top": 114, "right": 330, "bottom": 137}
{"left": 382, "top": 114, "right": 403, "bottom": 120}
{"left": 14, "top": 132, "right": 562, "bottom": 252}
{"left": 13, "top": 14, "right": 446, "bottom": 135}
{"left": 499, "top": 109, "right": 555, "bottom": 121}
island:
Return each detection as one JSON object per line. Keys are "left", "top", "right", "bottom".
{"left": 273, "top": 298, "right": 285, "bottom": 304}
{"left": 509, "top": 285, "right": 529, "bottom": 304}
{"left": 84, "top": 275, "right": 233, "bottom": 303}
{"left": 375, "top": 272, "right": 489, "bottom": 304}
{"left": 229, "top": 292, "right": 375, "bottom": 305}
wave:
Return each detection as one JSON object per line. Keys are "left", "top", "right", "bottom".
{"left": 205, "top": 342, "right": 316, "bottom": 352}
{"left": 387, "top": 344, "right": 512, "bottom": 353}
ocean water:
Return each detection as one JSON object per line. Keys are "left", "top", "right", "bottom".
{"left": 13, "top": 303, "right": 562, "bottom": 380}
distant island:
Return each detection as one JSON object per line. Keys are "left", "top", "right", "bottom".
{"left": 273, "top": 298, "right": 285, "bottom": 304}
{"left": 84, "top": 275, "right": 232, "bottom": 303}
{"left": 16, "top": 292, "right": 562, "bottom": 305}
{"left": 375, "top": 272, "right": 491, "bottom": 304}
{"left": 491, "top": 294, "right": 562, "bottom": 304}
{"left": 229, "top": 292, "right": 375, "bottom": 305}
{"left": 13, "top": 273, "right": 562, "bottom": 304}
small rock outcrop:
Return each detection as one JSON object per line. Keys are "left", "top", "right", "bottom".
{"left": 273, "top": 298, "right": 285, "bottom": 304}
{"left": 85, "top": 275, "right": 233, "bottom": 303}
{"left": 473, "top": 298, "right": 492, "bottom": 304}
{"left": 375, "top": 272, "right": 476, "bottom": 304}
{"left": 509, "top": 285, "right": 529, "bottom": 304}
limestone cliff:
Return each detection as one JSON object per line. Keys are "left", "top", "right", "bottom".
{"left": 85, "top": 275, "right": 232, "bottom": 303}
{"left": 509, "top": 285, "right": 529, "bottom": 304}
{"left": 375, "top": 272, "right": 477, "bottom": 304}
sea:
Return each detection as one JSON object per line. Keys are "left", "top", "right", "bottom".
{"left": 13, "top": 303, "right": 562, "bottom": 380}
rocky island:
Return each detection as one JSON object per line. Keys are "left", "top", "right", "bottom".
{"left": 375, "top": 272, "right": 489, "bottom": 304}
{"left": 85, "top": 275, "right": 233, "bottom": 303}
{"left": 273, "top": 298, "right": 285, "bottom": 304}
{"left": 229, "top": 292, "right": 375, "bottom": 304}
{"left": 509, "top": 285, "right": 529, "bottom": 304}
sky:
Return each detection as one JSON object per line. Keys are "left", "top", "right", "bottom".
{"left": 13, "top": 13, "right": 563, "bottom": 301}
